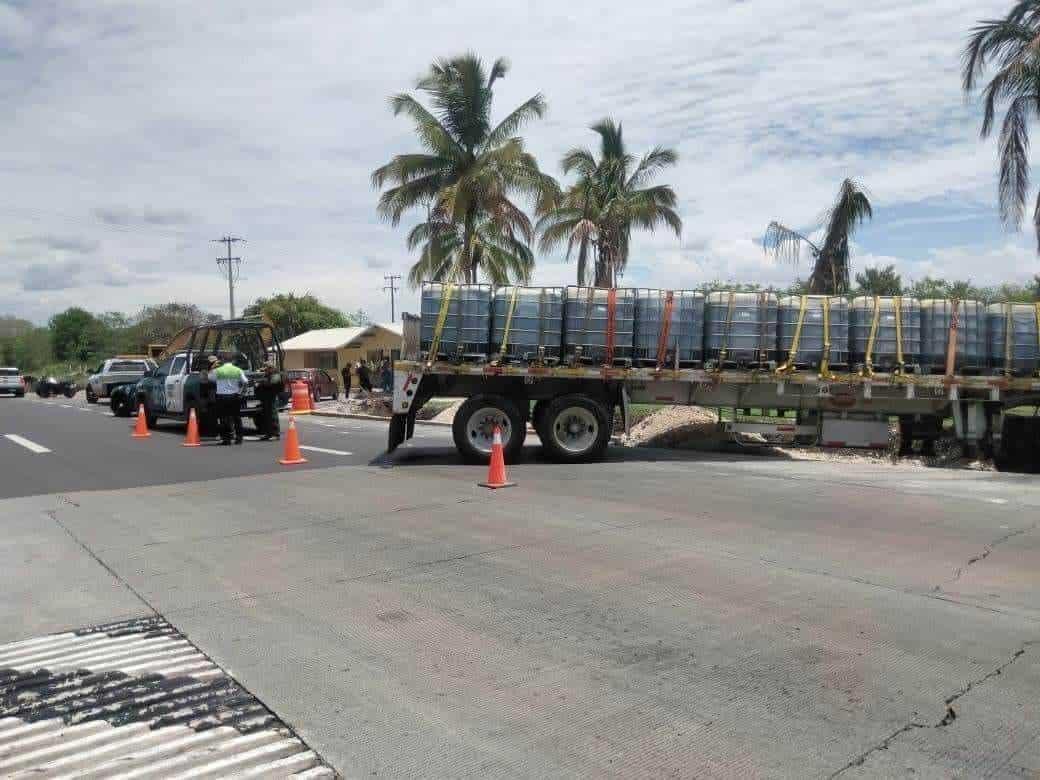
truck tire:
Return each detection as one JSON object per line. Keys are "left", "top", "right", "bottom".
{"left": 539, "top": 394, "right": 612, "bottom": 463}
{"left": 86, "top": 386, "right": 98, "bottom": 404}
{"left": 452, "top": 395, "right": 525, "bottom": 464}
{"left": 111, "top": 394, "right": 132, "bottom": 417}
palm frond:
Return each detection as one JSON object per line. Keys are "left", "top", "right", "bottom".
{"left": 371, "top": 154, "right": 453, "bottom": 189}
{"left": 561, "top": 147, "right": 598, "bottom": 178}
{"left": 626, "top": 147, "right": 679, "bottom": 189}
{"left": 763, "top": 221, "right": 816, "bottom": 264}
{"left": 386, "top": 94, "right": 461, "bottom": 156}
{"left": 484, "top": 94, "right": 547, "bottom": 149}
{"left": 376, "top": 173, "right": 449, "bottom": 225}
{"left": 999, "top": 95, "right": 1033, "bottom": 228}
{"left": 963, "top": 18, "right": 1034, "bottom": 92}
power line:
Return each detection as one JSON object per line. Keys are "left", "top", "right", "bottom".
{"left": 213, "top": 235, "right": 245, "bottom": 319}
{"left": 383, "top": 274, "right": 401, "bottom": 322}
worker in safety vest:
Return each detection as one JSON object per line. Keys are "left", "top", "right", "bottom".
{"left": 256, "top": 360, "right": 282, "bottom": 441}
{"left": 207, "top": 355, "right": 247, "bottom": 445}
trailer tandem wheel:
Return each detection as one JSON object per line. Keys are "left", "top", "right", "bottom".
{"left": 539, "top": 394, "right": 612, "bottom": 464}
{"left": 452, "top": 395, "right": 526, "bottom": 464}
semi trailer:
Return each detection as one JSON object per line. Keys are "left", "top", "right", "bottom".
{"left": 387, "top": 285, "right": 1040, "bottom": 472}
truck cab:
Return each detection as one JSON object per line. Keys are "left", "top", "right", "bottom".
{"left": 133, "top": 320, "right": 284, "bottom": 433}
{"left": 86, "top": 357, "right": 156, "bottom": 403}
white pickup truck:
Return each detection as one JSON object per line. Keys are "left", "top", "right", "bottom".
{"left": 85, "top": 357, "right": 156, "bottom": 404}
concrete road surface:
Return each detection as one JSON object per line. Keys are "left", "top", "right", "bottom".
{"left": 1, "top": 394, "right": 1038, "bottom": 777}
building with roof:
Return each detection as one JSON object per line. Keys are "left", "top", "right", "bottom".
{"left": 280, "top": 323, "right": 403, "bottom": 388}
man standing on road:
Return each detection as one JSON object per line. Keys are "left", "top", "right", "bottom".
{"left": 256, "top": 360, "right": 282, "bottom": 441}
{"left": 208, "top": 355, "right": 247, "bottom": 445}
{"left": 341, "top": 363, "right": 351, "bottom": 399}
{"left": 356, "top": 360, "right": 372, "bottom": 395}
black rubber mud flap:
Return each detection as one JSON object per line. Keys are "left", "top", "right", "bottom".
{"left": 389, "top": 413, "right": 407, "bottom": 452}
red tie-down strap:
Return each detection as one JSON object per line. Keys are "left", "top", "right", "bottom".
{"left": 605, "top": 288, "right": 617, "bottom": 365}
{"left": 656, "top": 291, "right": 675, "bottom": 368}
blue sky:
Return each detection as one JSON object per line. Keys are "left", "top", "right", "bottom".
{"left": 1, "top": 0, "right": 1038, "bottom": 323}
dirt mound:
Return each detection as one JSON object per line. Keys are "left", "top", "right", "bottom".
{"left": 625, "top": 406, "right": 725, "bottom": 448}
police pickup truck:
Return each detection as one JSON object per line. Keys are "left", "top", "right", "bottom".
{"left": 85, "top": 357, "right": 156, "bottom": 404}
{"left": 114, "top": 320, "right": 285, "bottom": 433}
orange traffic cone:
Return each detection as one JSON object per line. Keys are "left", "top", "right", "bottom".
{"left": 132, "top": 404, "right": 151, "bottom": 438}
{"left": 290, "top": 380, "right": 312, "bottom": 415}
{"left": 279, "top": 416, "right": 308, "bottom": 465}
{"left": 479, "top": 426, "right": 515, "bottom": 489}
{"left": 182, "top": 407, "right": 201, "bottom": 447}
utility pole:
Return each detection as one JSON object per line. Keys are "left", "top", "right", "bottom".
{"left": 213, "top": 236, "right": 245, "bottom": 319}
{"left": 383, "top": 274, "right": 401, "bottom": 322}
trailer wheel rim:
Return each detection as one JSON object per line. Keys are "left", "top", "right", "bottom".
{"left": 465, "top": 406, "right": 512, "bottom": 454}
{"left": 551, "top": 406, "right": 599, "bottom": 454}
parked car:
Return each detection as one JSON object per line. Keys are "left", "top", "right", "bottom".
{"left": 86, "top": 357, "right": 156, "bottom": 404}
{"left": 0, "top": 367, "right": 25, "bottom": 397}
{"left": 285, "top": 368, "right": 339, "bottom": 403}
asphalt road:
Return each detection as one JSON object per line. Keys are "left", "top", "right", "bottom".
{"left": 2, "top": 393, "right": 1039, "bottom": 777}
{"left": 0, "top": 394, "right": 432, "bottom": 498}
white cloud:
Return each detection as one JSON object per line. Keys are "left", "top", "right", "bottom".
{"left": 0, "top": 0, "right": 1032, "bottom": 323}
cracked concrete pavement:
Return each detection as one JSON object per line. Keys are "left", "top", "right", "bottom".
{"left": 2, "top": 407, "right": 1040, "bottom": 777}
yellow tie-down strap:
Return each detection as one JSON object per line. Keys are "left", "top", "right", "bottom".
{"left": 777, "top": 295, "right": 808, "bottom": 375}
{"left": 862, "top": 295, "right": 881, "bottom": 377}
{"left": 818, "top": 296, "right": 833, "bottom": 380}
{"left": 426, "top": 283, "right": 454, "bottom": 364}
{"left": 718, "top": 291, "right": 736, "bottom": 366}
{"left": 894, "top": 295, "right": 904, "bottom": 375}
{"left": 498, "top": 286, "right": 521, "bottom": 359}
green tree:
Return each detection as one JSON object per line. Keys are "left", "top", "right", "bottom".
{"left": 49, "top": 307, "right": 108, "bottom": 362}
{"left": 963, "top": 3, "right": 1040, "bottom": 249}
{"left": 11, "top": 328, "right": 52, "bottom": 371}
{"left": 129, "top": 303, "right": 219, "bottom": 350}
{"left": 854, "top": 265, "right": 903, "bottom": 296}
{"left": 372, "top": 53, "right": 556, "bottom": 286}
{"left": 763, "top": 178, "right": 873, "bottom": 294}
{"left": 537, "top": 119, "right": 682, "bottom": 287}
{"left": 243, "top": 293, "right": 350, "bottom": 342}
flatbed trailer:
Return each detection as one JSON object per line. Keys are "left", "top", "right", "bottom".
{"left": 389, "top": 358, "right": 1040, "bottom": 471}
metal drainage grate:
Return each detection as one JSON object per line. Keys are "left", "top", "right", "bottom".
{"left": 0, "top": 616, "right": 334, "bottom": 778}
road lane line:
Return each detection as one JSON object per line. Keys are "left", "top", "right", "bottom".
{"left": 298, "top": 445, "right": 352, "bottom": 456}
{"left": 4, "top": 434, "right": 51, "bottom": 454}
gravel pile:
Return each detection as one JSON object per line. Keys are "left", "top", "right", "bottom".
{"left": 313, "top": 393, "right": 393, "bottom": 417}
{"left": 621, "top": 405, "right": 991, "bottom": 470}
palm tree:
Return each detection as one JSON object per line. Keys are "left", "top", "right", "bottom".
{"left": 962, "top": 2, "right": 1040, "bottom": 249}
{"left": 372, "top": 54, "right": 556, "bottom": 286}
{"left": 763, "top": 178, "right": 873, "bottom": 294}
{"left": 854, "top": 264, "right": 903, "bottom": 296}
{"left": 537, "top": 120, "right": 682, "bottom": 287}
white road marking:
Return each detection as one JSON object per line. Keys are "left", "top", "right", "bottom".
{"left": 4, "top": 434, "right": 51, "bottom": 454}
{"left": 298, "top": 445, "right": 352, "bottom": 456}
{"left": 988, "top": 498, "right": 1009, "bottom": 505}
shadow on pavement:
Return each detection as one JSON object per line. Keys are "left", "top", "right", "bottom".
{"left": 373, "top": 440, "right": 797, "bottom": 469}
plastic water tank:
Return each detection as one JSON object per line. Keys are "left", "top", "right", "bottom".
{"left": 849, "top": 296, "right": 922, "bottom": 371}
{"left": 491, "top": 286, "right": 564, "bottom": 362}
{"left": 777, "top": 295, "right": 850, "bottom": 368}
{"left": 987, "top": 302, "right": 1040, "bottom": 376}
{"left": 633, "top": 290, "right": 706, "bottom": 367}
{"left": 920, "top": 299, "right": 987, "bottom": 373}
{"left": 564, "top": 287, "right": 636, "bottom": 364}
{"left": 420, "top": 282, "right": 492, "bottom": 360}
{"left": 704, "top": 291, "right": 778, "bottom": 365}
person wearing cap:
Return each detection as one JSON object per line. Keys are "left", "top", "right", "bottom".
{"left": 255, "top": 359, "right": 282, "bottom": 441}
{"left": 207, "top": 355, "right": 247, "bottom": 445}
